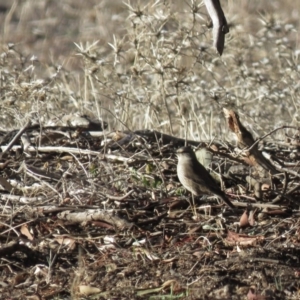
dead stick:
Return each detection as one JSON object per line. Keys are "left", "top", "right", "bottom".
{"left": 204, "top": 0, "right": 229, "bottom": 55}
{"left": 0, "top": 119, "right": 31, "bottom": 158}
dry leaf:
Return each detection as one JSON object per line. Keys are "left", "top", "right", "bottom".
{"left": 20, "top": 224, "right": 34, "bottom": 241}
{"left": 55, "top": 236, "right": 76, "bottom": 250}
{"left": 225, "top": 231, "right": 264, "bottom": 247}
{"left": 79, "top": 285, "right": 101, "bottom": 295}
{"left": 239, "top": 210, "right": 249, "bottom": 228}
{"left": 247, "top": 287, "right": 266, "bottom": 300}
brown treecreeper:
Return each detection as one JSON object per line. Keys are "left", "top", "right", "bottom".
{"left": 176, "top": 146, "right": 235, "bottom": 209}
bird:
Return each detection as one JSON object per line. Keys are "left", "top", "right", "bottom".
{"left": 176, "top": 146, "right": 235, "bottom": 209}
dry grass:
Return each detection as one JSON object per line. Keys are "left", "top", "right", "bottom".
{"left": 0, "top": 0, "right": 299, "bottom": 140}
{"left": 1, "top": 1, "right": 300, "bottom": 299}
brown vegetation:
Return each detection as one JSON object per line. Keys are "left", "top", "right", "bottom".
{"left": 0, "top": 0, "right": 300, "bottom": 299}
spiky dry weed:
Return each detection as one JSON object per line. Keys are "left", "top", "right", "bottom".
{"left": 0, "top": 0, "right": 299, "bottom": 140}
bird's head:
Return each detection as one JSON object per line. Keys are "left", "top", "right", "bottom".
{"left": 176, "top": 146, "right": 196, "bottom": 161}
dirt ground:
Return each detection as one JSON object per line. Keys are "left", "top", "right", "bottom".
{"left": 0, "top": 125, "right": 299, "bottom": 299}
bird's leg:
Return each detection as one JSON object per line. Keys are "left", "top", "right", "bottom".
{"left": 187, "top": 194, "right": 197, "bottom": 219}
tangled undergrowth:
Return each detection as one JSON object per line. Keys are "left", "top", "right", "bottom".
{"left": 0, "top": 0, "right": 300, "bottom": 299}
